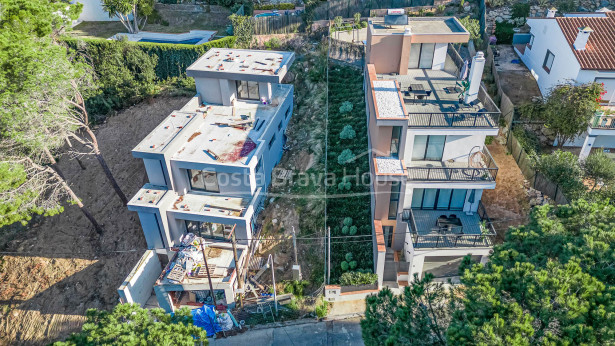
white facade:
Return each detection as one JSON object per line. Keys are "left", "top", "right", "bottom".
{"left": 516, "top": 14, "right": 615, "bottom": 157}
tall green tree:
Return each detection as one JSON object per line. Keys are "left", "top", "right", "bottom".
{"left": 520, "top": 83, "right": 604, "bottom": 148}
{"left": 449, "top": 200, "right": 615, "bottom": 345}
{"left": 101, "top": 0, "right": 154, "bottom": 34}
{"left": 362, "top": 274, "right": 452, "bottom": 345}
{"left": 229, "top": 14, "right": 254, "bottom": 49}
{"left": 533, "top": 150, "right": 585, "bottom": 197}
{"left": 55, "top": 304, "right": 208, "bottom": 345}
{"left": 583, "top": 151, "right": 615, "bottom": 192}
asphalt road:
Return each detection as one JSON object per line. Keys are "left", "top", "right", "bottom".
{"left": 211, "top": 317, "right": 364, "bottom": 346}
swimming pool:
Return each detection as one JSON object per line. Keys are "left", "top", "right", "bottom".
{"left": 139, "top": 38, "right": 204, "bottom": 45}
{"left": 255, "top": 12, "right": 281, "bottom": 17}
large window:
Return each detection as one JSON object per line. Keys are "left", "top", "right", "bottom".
{"left": 411, "top": 135, "right": 445, "bottom": 161}
{"left": 236, "top": 80, "right": 260, "bottom": 100}
{"left": 528, "top": 34, "right": 534, "bottom": 49}
{"left": 188, "top": 170, "right": 220, "bottom": 192}
{"left": 411, "top": 188, "right": 468, "bottom": 210}
{"left": 543, "top": 50, "right": 555, "bottom": 73}
{"left": 388, "top": 181, "right": 401, "bottom": 219}
{"left": 185, "top": 220, "right": 232, "bottom": 239}
{"left": 408, "top": 43, "right": 436, "bottom": 69}
{"left": 268, "top": 134, "right": 276, "bottom": 149}
{"left": 390, "top": 126, "right": 402, "bottom": 158}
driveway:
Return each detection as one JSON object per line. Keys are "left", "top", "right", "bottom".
{"left": 212, "top": 317, "right": 364, "bottom": 346}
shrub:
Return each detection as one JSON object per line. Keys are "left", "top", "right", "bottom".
{"left": 534, "top": 150, "right": 584, "bottom": 196}
{"left": 341, "top": 261, "right": 349, "bottom": 271}
{"left": 458, "top": 16, "right": 481, "bottom": 41}
{"left": 494, "top": 21, "right": 515, "bottom": 44}
{"left": 349, "top": 225, "right": 357, "bottom": 235}
{"left": 282, "top": 280, "right": 309, "bottom": 297}
{"left": 349, "top": 261, "right": 357, "bottom": 269}
{"left": 345, "top": 252, "right": 354, "bottom": 262}
{"left": 511, "top": 2, "right": 530, "bottom": 21}
{"left": 315, "top": 298, "right": 329, "bottom": 318}
{"left": 264, "top": 37, "right": 282, "bottom": 50}
{"left": 255, "top": 3, "right": 295, "bottom": 10}
{"left": 339, "top": 101, "right": 353, "bottom": 114}
{"left": 339, "top": 271, "right": 378, "bottom": 286}
{"left": 512, "top": 125, "right": 541, "bottom": 154}
{"left": 485, "top": 136, "right": 494, "bottom": 145}
{"left": 583, "top": 151, "right": 615, "bottom": 191}
{"left": 337, "top": 149, "right": 355, "bottom": 165}
{"left": 342, "top": 225, "right": 349, "bottom": 234}
{"left": 343, "top": 217, "right": 353, "bottom": 226}
{"left": 338, "top": 177, "right": 351, "bottom": 190}
{"left": 339, "top": 125, "right": 356, "bottom": 139}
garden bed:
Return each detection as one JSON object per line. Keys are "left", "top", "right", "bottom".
{"left": 326, "top": 64, "right": 372, "bottom": 282}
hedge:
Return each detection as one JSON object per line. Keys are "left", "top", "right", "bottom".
{"left": 255, "top": 3, "right": 296, "bottom": 10}
{"left": 62, "top": 36, "right": 236, "bottom": 81}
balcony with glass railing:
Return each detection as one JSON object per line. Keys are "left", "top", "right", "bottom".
{"left": 406, "top": 146, "right": 498, "bottom": 182}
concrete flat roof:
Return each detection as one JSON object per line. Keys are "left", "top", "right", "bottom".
{"left": 133, "top": 111, "right": 197, "bottom": 153}
{"left": 187, "top": 48, "right": 295, "bottom": 83}
{"left": 172, "top": 85, "right": 292, "bottom": 165}
{"left": 375, "top": 157, "right": 406, "bottom": 175}
{"left": 128, "top": 184, "right": 168, "bottom": 207}
{"left": 370, "top": 17, "right": 468, "bottom": 35}
{"left": 170, "top": 192, "right": 251, "bottom": 218}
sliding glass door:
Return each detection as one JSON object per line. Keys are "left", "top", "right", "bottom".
{"left": 411, "top": 135, "right": 445, "bottom": 161}
{"left": 408, "top": 43, "right": 436, "bottom": 69}
{"left": 411, "top": 188, "right": 468, "bottom": 210}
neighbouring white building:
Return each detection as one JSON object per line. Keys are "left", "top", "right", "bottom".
{"left": 363, "top": 12, "right": 500, "bottom": 288}
{"left": 118, "top": 48, "right": 295, "bottom": 312}
{"left": 515, "top": 9, "right": 615, "bottom": 158}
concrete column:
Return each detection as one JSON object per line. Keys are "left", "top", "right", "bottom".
{"left": 219, "top": 79, "right": 234, "bottom": 106}
{"left": 375, "top": 250, "right": 385, "bottom": 288}
{"left": 154, "top": 286, "right": 174, "bottom": 313}
{"left": 579, "top": 135, "right": 596, "bottom": 159}
{"left": 399, "top": 29, "right": 412, "bottom": 75}
{"left": 259, "top": 82, "right": 272, "bottom": 102}
{"left": 409, "top": 253, "right": 425, "bottom": 280}
{"left": 464, "top": 52, "right": 486, "bottom": 104}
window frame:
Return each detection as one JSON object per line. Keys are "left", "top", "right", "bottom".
{"left": 390, "top": 126, "right": 402, "bottom": 158}
{"left": 187, "top": 169, "right": 220, "bottom": 193}
{"left": 185, "top": 220, "right": 231, "bottom": 240}
{"left": 236, "top": 80, "right": 260, "bottom": 100}
{"left": 411, "top": 188, "right": 468, "bottom": 211}
{"left": 528, "top": 34, "right": 534, "bottom": 49}
{"left": 542, "top": 49, "right": 555, "bottom": 73}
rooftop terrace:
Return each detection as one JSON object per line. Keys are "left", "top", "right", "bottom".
{"left": 370, "top": 17, "right": 468, "bottom": 35}
{"left": 374, "top": 47, "right": 500, "bottom": 128}
{"left": 133, "top": 111, "right": 197, "bottom": 153}
{"left": 128, "top": 184, "right": 168, "bottom": 207}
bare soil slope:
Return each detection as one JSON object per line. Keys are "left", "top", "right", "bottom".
{"left": 0, "top": 96, "right": 192, "bottom": 345}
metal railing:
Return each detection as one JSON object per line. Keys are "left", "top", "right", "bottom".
{"left": 404, "top": 204, "right": 496, "bottom": 249}
{"left": 408, "top": 111, "right": 500, "bottom": 128}
{"left": 407, "top": 147, "right": 498, "bottom": 182}
{"left": 591, "top": 114, "right": 615, "bottom": 129}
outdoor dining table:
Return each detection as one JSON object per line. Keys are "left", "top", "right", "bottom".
{"left": 409, "top": 83, "right": 428, "bottom": 104}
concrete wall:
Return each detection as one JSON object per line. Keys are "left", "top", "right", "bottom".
{"left": 432, "top": 43, "right": 448, "bottom": 70}
{"left": 143, "top": 158, "right": 169, "bottom": 187}
{"left": 118, "top": 250, "right": 162, "bottom": 306}
{"left": 367, "top": 33, "right": 404, "bottom": 74}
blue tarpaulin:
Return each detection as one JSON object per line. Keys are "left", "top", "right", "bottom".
{"left": 191, "top": 305, "right": 221, "bottom": 337}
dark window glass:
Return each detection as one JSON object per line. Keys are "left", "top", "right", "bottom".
{"left": 236, "top": 80, "right": 260, "bottom": 100}
{"left": 268, "top": 134, "right": 276, "bottom": 149}
{"left": 185, "top": 220, "right": 232, "bottom": 239}
{"left": 543, "top": 50, "right": 554, "bottom": 73}
{"left": 388, "top": 181, "right": 401, "bottom": 219}
{"left": 390, "top": 126, "right": 402, "bottom": 158}
{"left": 285, "top": 107, "right": 291, "bottom": 119}
{"left": 278, "top": 120, "right": 283, "bottom": 132}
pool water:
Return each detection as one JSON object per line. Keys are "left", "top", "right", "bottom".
{"left": 139, "top": 38, "right": 203, "bottom": 45}
{"left": 255, "top": 12, "right": 281, "bottom": 17}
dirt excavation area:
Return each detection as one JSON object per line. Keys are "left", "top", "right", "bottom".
{"left": 0, "top": 96, "right": 193, "bottom": 345}
{"left": 482, "top": 138, "right": 531, "bottom": 241}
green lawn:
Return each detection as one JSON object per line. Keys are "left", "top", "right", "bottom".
{"left": 70, "top": 8, "right": 232, "bottom": 39}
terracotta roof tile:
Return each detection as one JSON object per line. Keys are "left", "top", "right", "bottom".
{"left": 556, "top": 13, "right": 615, "bottom": 70}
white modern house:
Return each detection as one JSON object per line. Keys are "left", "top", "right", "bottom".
{"left": 118, "top": 48, "right": 295, "bottom": 312}
{"left": 364, "top": 13, "right": 500, "bottom": 288}
{"left": 515, "top": 9, "right": 615, "bottom": 158}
